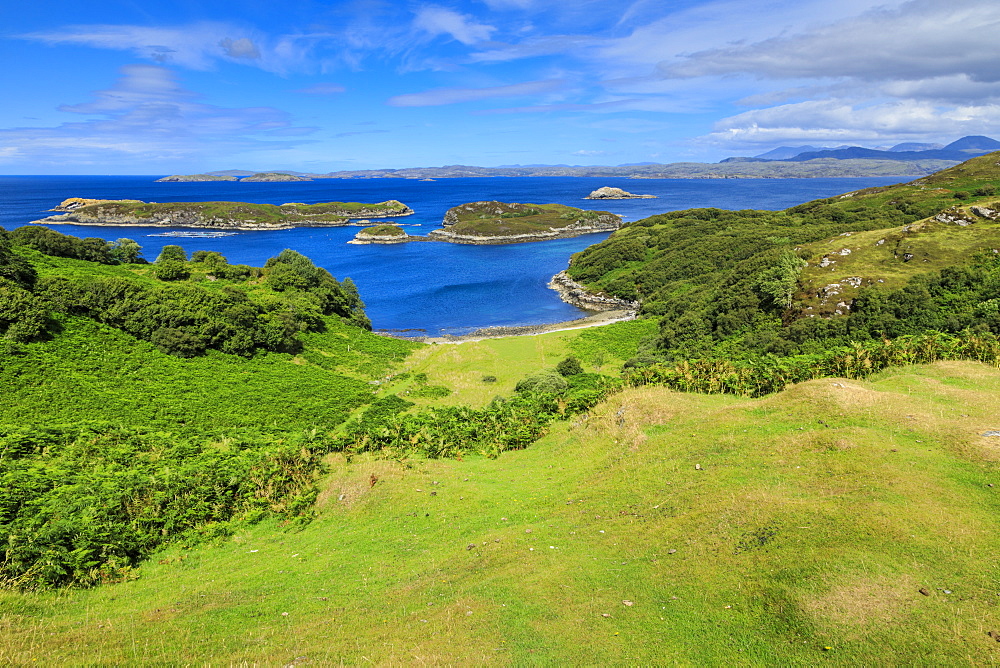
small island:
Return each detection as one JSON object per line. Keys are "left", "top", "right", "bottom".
{"left": 427, "top": 201, "right": 622, "bottom": 244}
{"left": 348, "top": 224, "right": 411, "bottom": 244}
{"left": 33, "top": 198, "right": 414, "bottom": 230}
{"left": 155, "top": 174, "right": 239, "bottom": 182}
{"left": 155, "top": 172, "right": 312, "bottom": 182}
{"left": 584, "top": 186, "right": 656, "bottom": 199}
{"left": 240, "top": 172, "right": 313, "bottom": 182}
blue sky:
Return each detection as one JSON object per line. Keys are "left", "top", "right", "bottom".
{"left": 2, "top": 0, "right": 999, "bottom": 174}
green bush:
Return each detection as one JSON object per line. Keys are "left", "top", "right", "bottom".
{"left": 556, "top": 356, "right": 583, "bottom": 376}
{"left": 515, "top": 370, "right": 569, "bottom": 393}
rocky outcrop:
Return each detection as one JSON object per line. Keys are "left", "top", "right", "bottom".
{"left": 548, "top": 271, "right": 640, "bottom": 311}
{"left": 155, "top": 174, "right": 239, "bottom": 182}
{"left": 584, "top": 186, "right": 656, "bottom": 199}
{"left": 348, "top": 225, "right": 412, "bottom": 244}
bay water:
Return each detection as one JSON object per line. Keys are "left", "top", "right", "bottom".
{"left": 0, "top": 175, "right": 902, "bottom": 335}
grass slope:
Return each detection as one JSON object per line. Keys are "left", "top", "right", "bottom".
{"left": 2, "top": 361, "right": 998, "bottom": 664}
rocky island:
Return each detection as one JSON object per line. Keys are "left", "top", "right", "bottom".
{"left": 427, "top": 201, "right": 621, "bottom": 244}
{"left": 240, "top": 172, "right": 313, "bottom": 182}
{"left": 155, "top": 174, "right": 239, "bottom": 182}
{"left": 155, "top": 172, "right": 312, "bottom": 182}
{"left": 348, "top": 224, "right": 412, "bottom": 244}
{"left": 584, "top": 186, "right": 656, "bottom": 199}
{"left": 33, "top": 198, "right": 413, "bottom": 230}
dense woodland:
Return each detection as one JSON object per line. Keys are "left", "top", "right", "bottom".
{"left": 2, "top": 153, "right": 1000, "bottom": 589}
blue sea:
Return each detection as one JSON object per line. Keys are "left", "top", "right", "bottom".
{"left": 0, "top": 175, "right": 903, "bottom": 336}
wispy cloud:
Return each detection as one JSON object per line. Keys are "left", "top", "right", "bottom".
{"left": 0, "top": 65, "right": 314, "bottom": 167}
{"left": 412, "top": 6, "right": 495, "bottom": 45}
{"left": 295, "top": 83, "right": 347, "bottom": 95}
{"left": 334, "top": 129, "right": 390, "bottom": 138}
{"left": 387, "top": 79, "right": 566, "bottom": 106}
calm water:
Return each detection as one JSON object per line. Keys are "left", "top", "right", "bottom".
{"left": 0, "top": 175, "right": 903, "bottom": 335}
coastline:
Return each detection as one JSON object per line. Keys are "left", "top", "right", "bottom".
{"left": 389, "top": 308, "right": 636, "bottom": 345}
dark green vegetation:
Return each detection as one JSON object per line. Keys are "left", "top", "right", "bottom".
{"left": 37, "top": 198, "right": 413, "bottom": 229}
{"left": 567, "top": 152, "right": 1000, "bottom": 364}
{"left": 434, "top": 201, "right": 620, "bottom": 240}
{"left": 0, "top": 425, "right": 326, "bottom": 589}
{"left": 0, "top": 226, "right": 418, "bottom": 588}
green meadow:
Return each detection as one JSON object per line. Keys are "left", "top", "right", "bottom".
{"left": 2, "top": 359, "right": 999, "bottom": 664}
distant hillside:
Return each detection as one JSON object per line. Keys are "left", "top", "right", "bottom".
{"left": 783, "top": 135, "right": 1000, "bottom": 162}
{"left": 183, "top": 158, "right": 955, "bottom": 182}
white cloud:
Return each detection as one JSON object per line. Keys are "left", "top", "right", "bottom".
{"left": 412, "top": 6, "right": 495, "bottom": 45}
{"left": 0, "top": 65, "right": 314, "bottom": 167}
{"left": 665, "top": 0, "right": 1000, "bottom": 84}
{"left": 387, "top": 79, "right": 565, "bottom": 106}
{"left": 704, "top": 99, "right": 1000, "bottom": 147}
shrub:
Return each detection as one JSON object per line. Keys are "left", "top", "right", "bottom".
{"left": 555, "top": 356, "right": 583, "bottom": 376}
{"left": 515, "top": 370, "right": 569, "bottom": 394}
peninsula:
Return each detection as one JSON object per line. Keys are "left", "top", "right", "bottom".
{"left": 32, "top": 198, "right": 413, "bottom": 230}
{"left": 428, "top": 201, "right": 621, "bottom": 244}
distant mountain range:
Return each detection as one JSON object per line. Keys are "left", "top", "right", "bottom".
{"left": 175, "top": 136, "right": 999, "bottom": 182}
{"left": 722, "top": 135, "right": 1000, "bottom": 164}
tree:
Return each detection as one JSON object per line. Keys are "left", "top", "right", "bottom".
{"left": 156, "top": 245, "right": 187, "bottom": 263}
{"left": 153, "top": 260, "right": 190, "bottom": 281}
{"left": 110, "top": 238, "right": 143, "bottom": 264}
{"left": 555, "top": 356, "right": 583, "bottom": 376}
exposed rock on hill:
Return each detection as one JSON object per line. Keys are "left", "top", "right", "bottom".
{"left": 584, "top": 186, "right": 656, "bottom": 199}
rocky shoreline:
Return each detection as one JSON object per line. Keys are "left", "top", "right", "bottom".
{"left": 547, "top": 271, "right": 640, "bottom": 311}
{"left": 426, "top": 223, "right": 618, "bottom": 244}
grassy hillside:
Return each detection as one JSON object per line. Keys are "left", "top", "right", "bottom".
{"left": 564, "top": 152, "right": 1000, "bottom": 362}
{"left": 0, "top": 230, "right": 420, "bottom": 588}
{"left": 2, "top": 360, "right": 998, "bottom": 664}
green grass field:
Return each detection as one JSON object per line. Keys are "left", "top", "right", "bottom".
{"left": 3, "top": 359, "right": 999, "bottom": 664}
